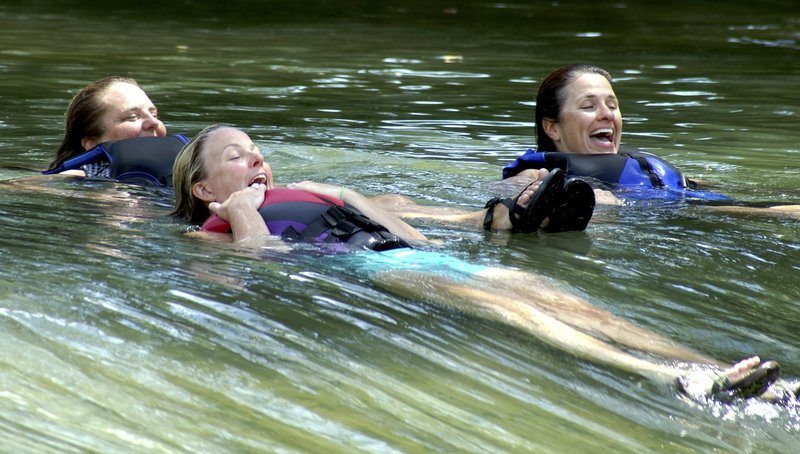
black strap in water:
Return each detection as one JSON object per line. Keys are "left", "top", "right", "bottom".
{"left": 624, "top": 152, "right": 664, "bottom": 189}
{"left": 292, "top": 203, "right": 410, "bottom": 251}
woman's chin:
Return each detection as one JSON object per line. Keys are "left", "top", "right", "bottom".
{"left": 586, "top": 143, "right": 618, "bottom": 154}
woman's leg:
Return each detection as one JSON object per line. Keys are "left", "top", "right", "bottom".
{"left": 374, "top": 269, "right": 683, "bottom": 383}
{"left": 369, "top": 193, "right": 484, "bottom": 225}
{"left": 372, "top": 268, "right": 777, "bottom": 403}
{"left": 708, "top": 205, "right": 800, "bottom": 218}
{"left": 475, "top": 267, "right": 724, "bottom": 367}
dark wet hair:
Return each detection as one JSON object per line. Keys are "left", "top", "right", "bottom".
{"left": 48, "top": 76, "right": 140, "bottom": 171}
{"left": 535, "top": 64, "right": 612, "bottom": 152}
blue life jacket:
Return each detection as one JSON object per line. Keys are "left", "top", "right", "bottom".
{"left": 201, "top": 188, "right": 410, "bottom": 252}
{"left": 43, "top": 134, "right": 189, "bottom": 187}
{"left": 502, "top": 148, "right": 731, "bottom": 201}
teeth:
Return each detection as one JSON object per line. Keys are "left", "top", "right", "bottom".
{"left": 591, "top": 128, "right": 613, "bottom": 136}
{"left": 250, "top": 174, "right": 267, "bottom": 185}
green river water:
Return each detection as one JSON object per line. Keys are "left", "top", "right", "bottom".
{"left": 0, "top": 1, "right": 798, "bottom": 452}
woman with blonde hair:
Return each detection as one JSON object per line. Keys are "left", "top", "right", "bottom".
{"left": 170, "top": 124, "right": 794, "bottom": 406}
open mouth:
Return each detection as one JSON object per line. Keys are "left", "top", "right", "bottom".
{"left": 590, "top": 128, "right": 614, "bottom": 145}
{"left": 249, "top": 174, "right": 268, "bottom": 186}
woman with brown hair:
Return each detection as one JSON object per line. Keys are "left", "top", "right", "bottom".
{"left": 48, "top": 76, "right": 167, "bottom": 177}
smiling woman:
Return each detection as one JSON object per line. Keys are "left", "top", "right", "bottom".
{"left": 502, "top": 64, "right": 800, "bottom": 210}
{"left": 48, "top": 76, "right": 167, "bottom": 176}
{"left": 502, "top": 64, "right": 733, "bottom": 202}
{"left": 537, "top": 64, "right": 621, "bottom": 155}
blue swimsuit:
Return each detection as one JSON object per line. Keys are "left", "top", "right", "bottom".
{"left": 342, "top": 248, "right": 488, "bottom": 280}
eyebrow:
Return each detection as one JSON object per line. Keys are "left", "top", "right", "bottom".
{"left": 221, "top": 142, "right": 257, "bottom": 153}
{"left": 578, "top": 93, "right": 617, "bottom": 102}
{"left": 117, "top": 105, "right": 156, "bottom": 115}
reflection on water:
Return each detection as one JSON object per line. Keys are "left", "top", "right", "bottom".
{"left": 1, "top": 0, "right": 799, "bottom": 452}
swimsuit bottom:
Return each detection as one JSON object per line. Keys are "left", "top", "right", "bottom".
{"left": 327, "top": 247, "right": 488, "bottom": 282}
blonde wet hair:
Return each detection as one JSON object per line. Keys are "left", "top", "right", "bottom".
{"left": 171, "top": 124, "right": 227, "bottom": 224}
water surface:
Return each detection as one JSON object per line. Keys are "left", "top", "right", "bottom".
{"left": 1, "top": 1, "right": 799, "bottom": 452}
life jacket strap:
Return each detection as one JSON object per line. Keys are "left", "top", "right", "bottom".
{"left": 294, "top": 204, "right": 410, "bottom": 251}
{"left": 624, "top": 152, "right": 664, "bottom": 189}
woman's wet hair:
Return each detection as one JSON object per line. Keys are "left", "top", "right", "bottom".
{"left": 535, "top": 64, "right": 612, "bottom": 152}
{"left": 49, "top": 76, "right": 140, "bottom": 171}
{"left": 171, "top": 124, "right": 227, "bottom": 224}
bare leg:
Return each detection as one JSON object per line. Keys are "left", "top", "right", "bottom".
{"left": 373, "top": 269, "right": 771, "bottom": 398}
{"left": 375, "top": 270, "right": 683, "bottom": 383}
{"left": 708, "top": 205, "right": 800, "bottom": 218}
{"left": 368, "top": 193, "right": 482, "bottom": 224}
{"left": 475, "top": 267, "right": 723, "bottom": 367}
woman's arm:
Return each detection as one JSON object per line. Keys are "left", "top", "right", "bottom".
{"left": 287, "top": 181, "right": 428, "bottom": 242}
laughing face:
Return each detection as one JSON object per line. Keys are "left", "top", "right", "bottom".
{"left": 543, "top": 73, "right": 622, "bottom": 154}
{"left": 192, "top": 127, "right": 274, "bottom": 203}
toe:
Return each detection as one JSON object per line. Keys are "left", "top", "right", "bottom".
{"left": 725, "top": 356, "right": 760, "bottom": 383}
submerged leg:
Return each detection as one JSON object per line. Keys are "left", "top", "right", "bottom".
{"left": 370, "top": 268, "right": 775, "bottom": 403}
{"left": 476, "top": 268, "right": 723, "bottom": 367}
{"left": 374, "top": 270, "right": 683, "bottom": 384}
{"left": 369, "top": 194, "right": 477, "bottom": 221}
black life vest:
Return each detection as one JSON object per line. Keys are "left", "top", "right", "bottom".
{"left": 502, "top": 148, "right": 731, "bottom": 201}
{"left": 201, "top": 188, "right": 410, "bottom": 252}
{"left": 44, "top": 134, "right": 189, "bottom": 187}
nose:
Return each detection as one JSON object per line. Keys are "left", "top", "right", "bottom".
{"left": 141, "top": 111, "right": 161, "bottom": 131}
{"left": 598, "top": 104, "right": 615, "bottom": 121}
{"left": 248, "top": 150, "right": 264, "bottom": 168}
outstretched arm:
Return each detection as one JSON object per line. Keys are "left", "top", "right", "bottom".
{"left": 287, "top": 181, "right": 428, "bottom": 243}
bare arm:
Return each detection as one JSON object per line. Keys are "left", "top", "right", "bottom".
{"left": 287, "top": 181, "right": 428, "bottom": 242}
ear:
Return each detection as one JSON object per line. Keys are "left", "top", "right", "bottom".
{"left": 542, "top": 118, "right": 560, "bottom": 143}
{"left": 192, "top": 181, "right": 217, "bottom": 203}
{"left": 81, "top": 136, "right": 99, "bottom": 151}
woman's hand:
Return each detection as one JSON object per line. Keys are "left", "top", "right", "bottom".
{"left": 209, "top": 183, "right": 267, "bottom": 221}
{"left": 209, "top": 183, "right": 271, "bottom": 245}
{"left": 513, "top": 168, "right": 551, "bottom": 185}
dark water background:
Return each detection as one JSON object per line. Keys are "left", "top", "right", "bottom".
{"left": 0, "top": 1, "right": 799, "bottom": 452}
